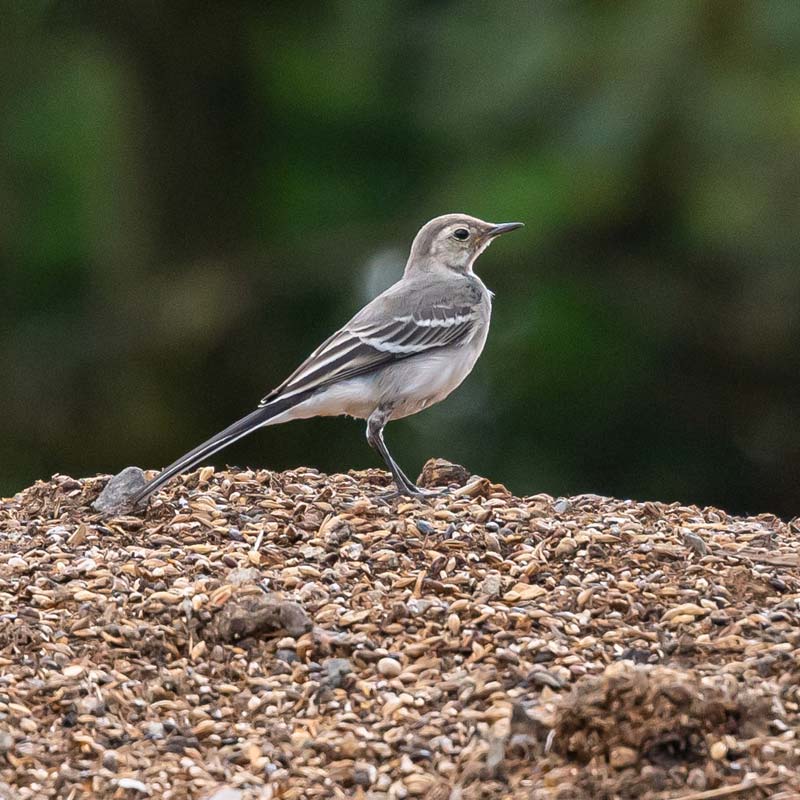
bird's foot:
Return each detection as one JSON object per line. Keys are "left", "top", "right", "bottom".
{"left": 400, "top": 484, "right": 449, "bottom": 500}
{"left": 372, "top": 485, "right": 447, "bottom": 504}
{"left": 374, "top": 489, "right": 402, "bottom": 506}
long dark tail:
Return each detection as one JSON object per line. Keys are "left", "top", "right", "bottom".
{"left": 132, "top": 394, "right": 305, "bottom": 505}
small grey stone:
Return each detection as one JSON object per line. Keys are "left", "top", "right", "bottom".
{"left": 479, "top": 573, "right": 503, "bottom": 597}
{"left": 405, "top": 598, "right": 441, "bottom": 617}
{"left": 529, "top": 670, "right": 563, "bottom": 689}
{"left": 341, "top": 541, "right": 363, "bottom": 560}
{"left": 276, "top": 649, "right": 298, "bottom": 664}
{"left": 279, "top": 601, "right": 313, "bottom": 637}
{"left": 553, "top": 498, "right": 572, "bottom": 514}
{"left": 352, "top": 763, "right": 377, "bottom": 787}
{"left": 769, "top": 577, "right": 788, "bottom": 592}
{"left": 324, "top": 658, "right": 352, "bottom": 688}
{"left": 144, "top": 722, "right": 165, "bottom": 739}
{"left": 300, "top": 545, "right": 326, "bottom": 561}
{"left": 226, "top": 567, "right": 262, "bottom": 586}
{"left": 682, "top": 530, "right": 708, "bottom": 556}
{"left": 92, "top": 467, "right": 146, "bottom": 514}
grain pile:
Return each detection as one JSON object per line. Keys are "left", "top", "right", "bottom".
{"left": 0, "top": 462, "right": 798, "bottom": 799}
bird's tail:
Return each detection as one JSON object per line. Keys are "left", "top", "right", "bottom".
{"left": 131, "top": 394, "right": 305, "bottom": 506}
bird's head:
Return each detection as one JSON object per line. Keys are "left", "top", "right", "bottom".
{"left": 406, "top": 213, "right": 523, "bottom": 275}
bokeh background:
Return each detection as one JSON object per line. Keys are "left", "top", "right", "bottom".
{"left": 3, "top": 1, "right": 800, "bottom": 517}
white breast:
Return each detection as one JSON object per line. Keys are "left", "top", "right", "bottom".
{"left": 381, "top": 336, "right": 486, "bottom": 420}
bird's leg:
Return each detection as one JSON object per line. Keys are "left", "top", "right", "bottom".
{"left": 366, "top": 413, "right": 417, "bottom": 494}
{"left": 366, "top": 411, "right": 445, "bottom": 498}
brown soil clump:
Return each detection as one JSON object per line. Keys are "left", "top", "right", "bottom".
{"left": 558, "top": 664, "right": 770, "bottom": 764}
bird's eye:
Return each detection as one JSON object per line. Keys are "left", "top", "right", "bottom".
{"left": 453, "top": 228, "right": 470, "bottom": 241}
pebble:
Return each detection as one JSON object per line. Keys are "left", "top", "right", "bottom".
{"left": 117, "top": 778, "right": 150, "bottom": 793}
{"left": 324, "top": 658, "right": 352, "bottom": 688}
{"left": 609, "top": 746, "right": 638, "bottom": 768}
{"left": 682, "top": 530, "right": 708, "bottom": 556}
{"left": 554, "top": 537, "right": 578, "bottom": 558}
{"left": 377, "top": 657, "right": 402, "bottom": 678}
{"left": 276, "top": 649, "right": 298, "bottom": 664}
{"left": 479, "top": 573, "right": 503, "bottom": 596}
{"left": 92, "top": 466, "right": 146, "bottom": 514}
{"left": 144, "top": 722, "right": 165, "bottom": 740}
{"left": 710, "top": 741, "right": 728, "bottom": 760}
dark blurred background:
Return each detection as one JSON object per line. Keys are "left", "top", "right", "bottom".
{"left": 3, "top": 1, "right": 800, "bottom": 517}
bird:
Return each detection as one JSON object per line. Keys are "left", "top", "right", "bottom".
{"left": 131, "top": 213, "right": 523, "bottom": 504}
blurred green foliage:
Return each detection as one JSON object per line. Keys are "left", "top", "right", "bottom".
{"left": 3, "top": 1, "right": 800, "bottom": 516}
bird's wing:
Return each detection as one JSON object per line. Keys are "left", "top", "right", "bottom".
{"left": 260, "top": 292, "right": 481, "bottom": 406}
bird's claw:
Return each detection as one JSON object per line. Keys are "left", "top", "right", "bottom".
{"left": 370, "top": 481, "right": 450, "bottom": 505}
{"left": 407, "top": 486, "right": 448, "bottom": 498}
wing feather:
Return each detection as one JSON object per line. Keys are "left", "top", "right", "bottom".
{"left": 259, "top": 303, "right": 479, "bottom": 406}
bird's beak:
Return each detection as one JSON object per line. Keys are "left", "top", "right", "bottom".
{"left": 487, "top": 222, "right": 524, "bottom": 237}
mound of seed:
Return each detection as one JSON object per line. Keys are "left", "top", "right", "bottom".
{"left": 0, "top": 462, "right": 798, "bottom": 799}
